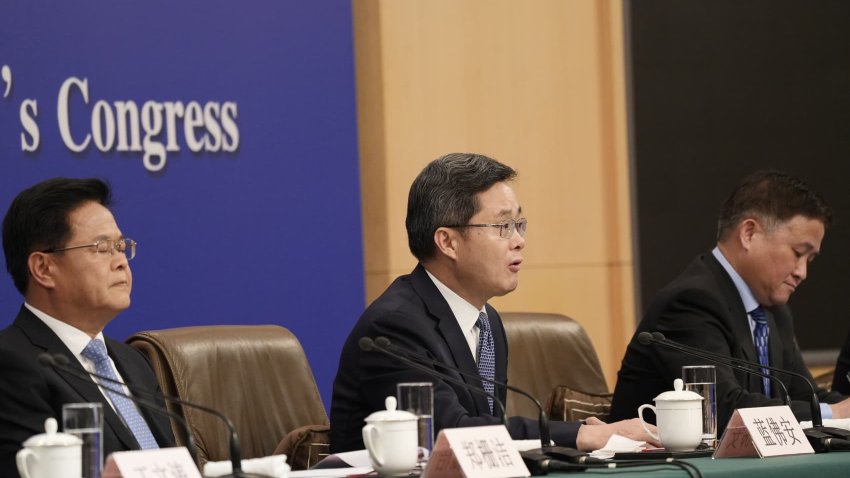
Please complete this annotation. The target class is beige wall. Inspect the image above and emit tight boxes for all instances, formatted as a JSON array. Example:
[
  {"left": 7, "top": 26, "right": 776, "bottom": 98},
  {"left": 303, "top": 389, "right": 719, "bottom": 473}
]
[{"left": 353, "top": 0, "right": 634, "bottom": 388}]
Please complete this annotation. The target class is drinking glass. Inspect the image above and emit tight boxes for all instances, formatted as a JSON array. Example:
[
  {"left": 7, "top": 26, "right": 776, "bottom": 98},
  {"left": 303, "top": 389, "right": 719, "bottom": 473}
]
[
  {"left": 682, "top": 365, "right": 717, "bottom": 447},
  {"left": 396, "top": 382, "right": 434, "bottom": 457},
  {"left": 63, "top": 402, "right": 103, "bottom": 478}
]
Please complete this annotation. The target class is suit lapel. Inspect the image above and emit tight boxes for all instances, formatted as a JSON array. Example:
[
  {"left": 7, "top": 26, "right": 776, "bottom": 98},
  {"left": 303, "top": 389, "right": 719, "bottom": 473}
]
[
  {"left": 411, "top": 265, "right": 493, "bottom": 416},
  {"left": 15, "top": 308, "right": 141, "bottom": 450}
]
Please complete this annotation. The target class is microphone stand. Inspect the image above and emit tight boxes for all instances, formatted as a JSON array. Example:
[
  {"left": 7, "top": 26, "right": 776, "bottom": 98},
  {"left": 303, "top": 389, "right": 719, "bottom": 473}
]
[
  {"left": 374, "top": 337, "right": 551, "bottom": 448},
  {"left": 367, "top": 337, "right": 605, "bottom": 469},
  {"left": 359, "top": 337, "right": 508, "bottom": 423},
  {"left": 38, "top": 354, "right": 200, "bottom": 465},
  {"left": 43, "top": 353, "right": 270, "bottom": 477},
  {"left": 641, "top": 332, "right": 850, "bottom": 451},
  {"left": 638, "top": 333, "right": 792, "bottom": 406}
]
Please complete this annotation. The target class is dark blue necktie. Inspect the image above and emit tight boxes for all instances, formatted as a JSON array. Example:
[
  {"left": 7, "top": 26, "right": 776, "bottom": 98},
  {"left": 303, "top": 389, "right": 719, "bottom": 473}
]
[
  {"left": 750, "top": 307, "right": 772, "bottom": 397},
  {"left": 81, "top": 339, "right": 159, "bottom": 449},
  {"left": 476, "top": 312, "right": 496, "bottom": 414}
]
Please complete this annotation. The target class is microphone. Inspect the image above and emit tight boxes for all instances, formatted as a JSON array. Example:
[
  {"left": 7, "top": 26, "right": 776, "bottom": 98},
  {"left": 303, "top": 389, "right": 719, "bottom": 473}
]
[
  {"left": 358, "top": 337, "right": 508, "bottom": 425},
  {"left": 372, "top": 335, "right": 551, "bottom": 448},
  {"left": 37, "top": 353, "right": 199, "bottom": 464},
  {"left": 639, "top": 332, "right": 850, "bottom": 447},
  {"left": 637, "top": 332, "right": 792, "bottom": 406},
  {"left": 366, "top": 337, "right": 605, "bottom": 467},
  {"left": 41, "top": 353, "right": 270, "bottom": 478}
]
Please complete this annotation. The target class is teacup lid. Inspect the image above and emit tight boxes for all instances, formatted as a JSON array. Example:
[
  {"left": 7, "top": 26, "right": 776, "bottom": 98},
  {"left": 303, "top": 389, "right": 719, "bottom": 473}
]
[
  {"left": 364, "top": 396, "right": 418, "bottom": 423},
  {"left": 22, "top": 418, "right": 83, "bottom": 447},
  {"left": 653, "top": 378, "right": 703, "bottom": 402}
]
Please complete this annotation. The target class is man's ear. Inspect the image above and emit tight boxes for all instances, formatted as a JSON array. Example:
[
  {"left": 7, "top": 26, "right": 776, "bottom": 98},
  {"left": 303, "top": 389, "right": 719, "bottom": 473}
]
[
  {"left": 27, "top": 252, "right": 56, "bottom": 289},
  {"left": 739, "top": 218, "right": 760, "bottom": 251},
  {"left": 433, "top": 227, "right": 460, "bottom": 261}
]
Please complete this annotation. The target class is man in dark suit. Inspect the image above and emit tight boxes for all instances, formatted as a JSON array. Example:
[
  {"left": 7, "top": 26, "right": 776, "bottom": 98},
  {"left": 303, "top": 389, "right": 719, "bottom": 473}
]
[
  {"left": 610, "top": 171, "right": 849, "bottom": 434},
  {"left": 330, "top": 153, "right": 657, "bottom": 453},
  {"left": 0, "top": 178, "right": 175, "bottom": 477}
]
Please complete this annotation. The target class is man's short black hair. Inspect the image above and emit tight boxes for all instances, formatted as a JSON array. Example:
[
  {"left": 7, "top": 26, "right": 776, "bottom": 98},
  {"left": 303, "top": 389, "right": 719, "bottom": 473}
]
[
  {"left": 717, "top": 170, "right": 832, "bottom": 240},
  {"left": 406, "top": 153, "right": 516, "bottom": 261},
  {"left": 2, "top": 177, "right": 112, "bottom": 295}
]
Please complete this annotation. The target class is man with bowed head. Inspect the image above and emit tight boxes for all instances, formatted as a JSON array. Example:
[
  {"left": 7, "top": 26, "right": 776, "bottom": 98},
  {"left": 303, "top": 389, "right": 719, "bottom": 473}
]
[
  {"left": 610, "top": 170, "right": 849, "bottom": 432},
  {"left": 331, "top": 153, "right": 658, "bottom": 452},
  {"left": 0, "top": 178, "right": 174, "bottom": 477}
]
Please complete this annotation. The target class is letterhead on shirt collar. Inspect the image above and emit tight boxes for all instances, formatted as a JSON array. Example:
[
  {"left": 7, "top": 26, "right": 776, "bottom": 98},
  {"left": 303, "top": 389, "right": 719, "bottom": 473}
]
[{"left": 712, "top": 246, "right": 760, "bottom": 313}]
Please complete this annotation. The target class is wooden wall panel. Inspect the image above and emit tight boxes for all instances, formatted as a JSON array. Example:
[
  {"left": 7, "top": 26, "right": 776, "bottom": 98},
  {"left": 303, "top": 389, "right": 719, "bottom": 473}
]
[{"left": 354, "top": 0, "right": 632, "bottom": 390}]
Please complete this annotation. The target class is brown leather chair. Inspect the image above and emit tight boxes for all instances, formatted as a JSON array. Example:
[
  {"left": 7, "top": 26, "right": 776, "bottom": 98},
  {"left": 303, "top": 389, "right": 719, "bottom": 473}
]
[
  {"left": 127, "top": 325, "right": 329, "bottom": 470},
  {"left": 501, "top": 312, "right": 611, "bottom": 421}
]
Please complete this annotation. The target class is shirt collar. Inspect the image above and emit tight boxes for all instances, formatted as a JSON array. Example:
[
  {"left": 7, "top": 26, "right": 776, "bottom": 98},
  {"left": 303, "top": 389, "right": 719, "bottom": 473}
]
[
  {"left": 424, "top": 268, "right": 486, "bottom": 333},
  {"left": 24, "top": 302, "right": 106, "bottom": 358},
  {"left": 711, "top": 246, "right": 760, "bottom": 313}
]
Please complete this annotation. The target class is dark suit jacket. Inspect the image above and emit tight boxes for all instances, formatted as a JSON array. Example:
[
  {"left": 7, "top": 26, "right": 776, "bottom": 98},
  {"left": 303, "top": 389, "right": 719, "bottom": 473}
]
[
  {"left": 0, "top": 306, "right": 175, "bottom": 478},
  {"left": 609, "top": 253, "right": 844, "bottom": 433},
  {"left": 832, "top": 328, "right": 850, "bottom": 395},
  {"left": 329, "top": 264, "right": 580, "bottom": 452}
]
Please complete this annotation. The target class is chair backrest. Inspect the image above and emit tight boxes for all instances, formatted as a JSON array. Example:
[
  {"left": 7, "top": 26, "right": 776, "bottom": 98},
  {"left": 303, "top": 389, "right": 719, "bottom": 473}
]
[
  {"left": 500, "top": 312, "right": 609, "bottom": 419},
  {"left": 127, "top": 325, "right": 329, "bottom": 467}
]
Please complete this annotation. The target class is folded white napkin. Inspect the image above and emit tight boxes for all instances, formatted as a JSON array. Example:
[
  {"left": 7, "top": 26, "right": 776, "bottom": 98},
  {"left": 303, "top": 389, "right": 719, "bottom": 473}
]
[
  {"left": 800, "top": 418, "right": 850, "bottom": 431},
  {"left": 589, "top": 434, "right": 647, "bottom": 459},
  {"left": 203, "top": 455, "right": 291, "bottom": 477}
]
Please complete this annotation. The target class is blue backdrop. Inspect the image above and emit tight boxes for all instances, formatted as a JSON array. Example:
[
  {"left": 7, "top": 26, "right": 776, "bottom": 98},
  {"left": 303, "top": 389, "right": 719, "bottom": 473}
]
[{"left": 0, "top": 1, "right": 363, "bottom": 411}]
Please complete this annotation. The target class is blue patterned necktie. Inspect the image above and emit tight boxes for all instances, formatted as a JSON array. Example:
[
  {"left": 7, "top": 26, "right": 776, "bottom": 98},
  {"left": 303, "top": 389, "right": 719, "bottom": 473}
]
[
  {"left": 476, "top": 311, "right": 496, "bottom": 415},
  {"left": 81, "top": 339, "right": 159, "bottom": 449},
  {"left": 750, "top": 307, "right": 772, "bottom": 397}
]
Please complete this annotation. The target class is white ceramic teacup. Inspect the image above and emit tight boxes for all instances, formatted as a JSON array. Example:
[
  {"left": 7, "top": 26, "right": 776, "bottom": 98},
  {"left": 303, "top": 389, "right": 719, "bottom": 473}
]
[
  {"left": 16, "top": 417, "right": 82, "bottom": 478},
  {"left": 362, "top": 396, "right": 419, "bottom": 476},
  {"left": 638, "top": 378, "right": 703, "bottom": 451}
]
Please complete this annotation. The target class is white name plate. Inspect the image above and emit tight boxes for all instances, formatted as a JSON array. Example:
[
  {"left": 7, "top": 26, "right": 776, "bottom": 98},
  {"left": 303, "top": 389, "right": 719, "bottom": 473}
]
[
  {"left": 714, "top": 406, "right": 814, "bottom": 458},
  {"left": 422, "top": 425, "right": 529, "bottom": 478},
  {"left": 102, "top": 447, "right": 202, "bottom": 478}
]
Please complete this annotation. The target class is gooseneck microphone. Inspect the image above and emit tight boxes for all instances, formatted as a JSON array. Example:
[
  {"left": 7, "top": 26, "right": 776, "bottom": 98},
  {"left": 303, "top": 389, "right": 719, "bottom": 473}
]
[
  {"left": 358, "top": 337, "right": 508, "bottom": 425},
  {"left": 639, "top": 332, "right": 850, "bottom": 451},
  {"left": 371, "top": 336, "right": 551, "bottom": 448},
  {"left": 364, "top": 337, "right": 606, "bottom": 469},
  {"left": 40, "top": 352, "right": 270, "bottom": 478},
  {"left": 637, "top": 332, "right": 792, "bottom": 406},
  {"left": 38, "top": 353, "right": 199, "bottom": 465}
]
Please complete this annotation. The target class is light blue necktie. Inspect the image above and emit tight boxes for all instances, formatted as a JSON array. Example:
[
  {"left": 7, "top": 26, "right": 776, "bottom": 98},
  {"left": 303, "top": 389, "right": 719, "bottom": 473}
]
[
  {"left": 476, "top": 312, "right": 496, "bottom": 415},
  {"left": 81, "top": 339, "right": 159, "bottom": 449},
  {"left": 750, "top": 307, "right": 772, "bottom": 397}
]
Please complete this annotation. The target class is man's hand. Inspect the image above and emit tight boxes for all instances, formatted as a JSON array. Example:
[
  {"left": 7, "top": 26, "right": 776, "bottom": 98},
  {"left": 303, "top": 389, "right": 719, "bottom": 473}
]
[{"left": 575, "top": 417, "right": 661, "bottom": 451}]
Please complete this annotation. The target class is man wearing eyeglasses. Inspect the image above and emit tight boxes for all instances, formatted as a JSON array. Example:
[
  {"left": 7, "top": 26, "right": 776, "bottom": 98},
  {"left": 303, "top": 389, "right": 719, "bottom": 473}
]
[
  {"left": 0, "top": 177, "right": 174, "bottom": 477},
  {"left": 330, "top": 153, "right": 657, "bottom": 453}
]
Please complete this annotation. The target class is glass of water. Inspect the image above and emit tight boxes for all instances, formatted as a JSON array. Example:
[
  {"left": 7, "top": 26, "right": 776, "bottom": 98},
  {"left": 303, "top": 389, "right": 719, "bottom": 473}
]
[
  {"left": 63, "top": 402, "right": 104, "bottom": 478},
  {"left": 396, "top": 382, "right": 434, "bottom": 459},
  {"left": 682, "top": 365, "right": 716, "bottom": 448}
]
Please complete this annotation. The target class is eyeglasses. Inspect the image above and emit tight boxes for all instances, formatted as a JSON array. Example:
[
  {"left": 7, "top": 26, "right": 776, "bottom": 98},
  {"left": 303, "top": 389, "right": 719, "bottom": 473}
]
[
  {"left": 41, "top": 238, "right": 137, "bottom": 261},
  {"left": 444, "top": 218, "right": 528, "bottom": 239}
]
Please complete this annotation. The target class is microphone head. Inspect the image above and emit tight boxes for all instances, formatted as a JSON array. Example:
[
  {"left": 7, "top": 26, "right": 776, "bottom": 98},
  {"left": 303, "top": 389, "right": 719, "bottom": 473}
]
[
  {"left": 358, "top": 337, "right": 374, "bottom": 351},
  {"left": 637, "top": 332, "right": 653, "bottom": 345},
  {"left": 651, "top": 332, "right": 666, "bottom": 341},
  {"left": 53, "top": 353, "right": 71, "bottom": 366},
  {"left": 374, "top": 337, "right": 391, "bottom": 348},
  {"left": 37, "top": 353, "right": 55, "bottom": 367}
]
